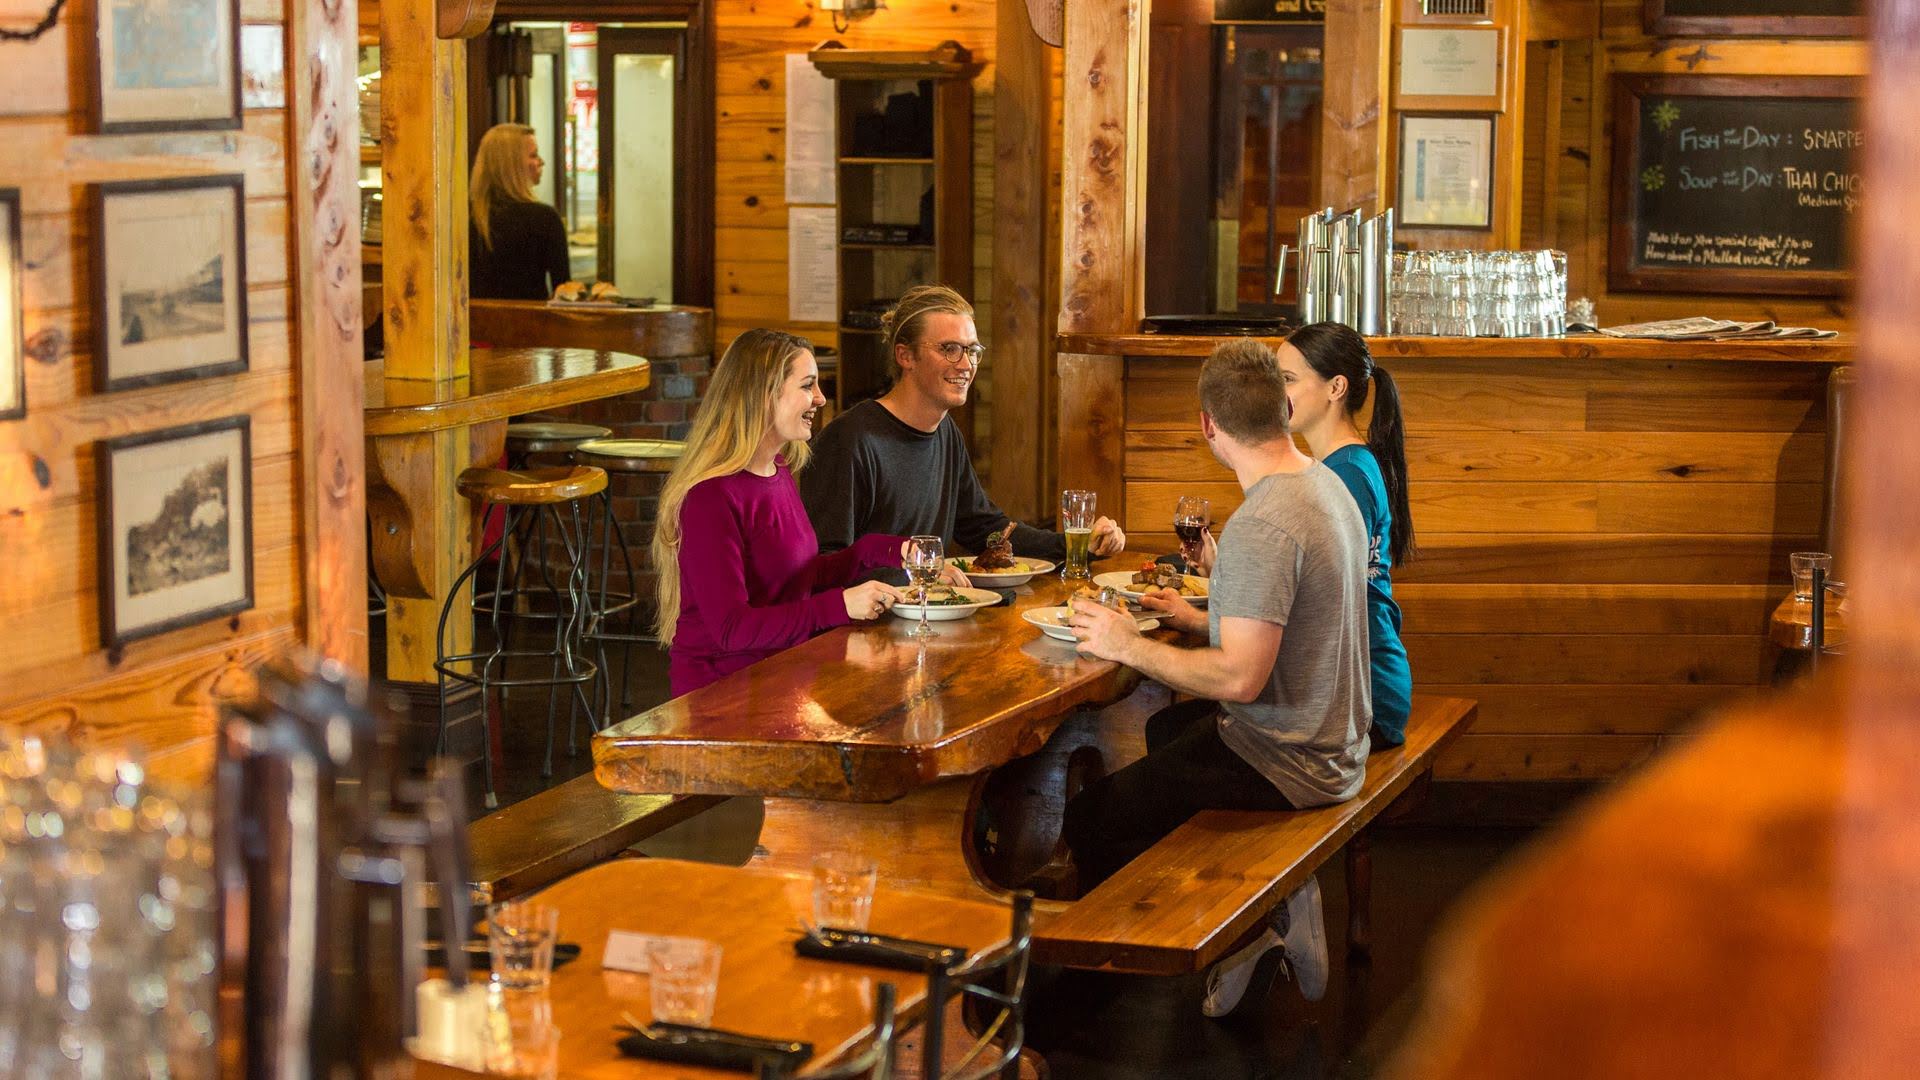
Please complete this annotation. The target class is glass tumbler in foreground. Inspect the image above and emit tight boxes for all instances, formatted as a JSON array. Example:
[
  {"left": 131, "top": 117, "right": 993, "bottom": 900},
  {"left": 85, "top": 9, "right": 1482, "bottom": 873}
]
[
  {"left": 646, "top": 937, "right": 723, "bottom": 1028},
  {"left": 1061, "top": 490, "right": 1097, "bottom": 580},
  {"left": 811, "top": 852, "right": 879, "bottom": 931},
  {"left": 487, "top": 901, "right": 560, "bottom": 990},
  {"left": 903, "top": 535, "right": 945, "bottom": 639}
]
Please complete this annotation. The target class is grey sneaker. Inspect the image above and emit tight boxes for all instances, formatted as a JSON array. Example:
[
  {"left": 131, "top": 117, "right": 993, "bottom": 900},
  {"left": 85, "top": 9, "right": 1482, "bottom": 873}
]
[
  {"left": 1280, "top": 877, "right": 1329, "bottom": 1002},
  {"left": 1200, "top": 927, "right": 1281, "bottom": 1017}
]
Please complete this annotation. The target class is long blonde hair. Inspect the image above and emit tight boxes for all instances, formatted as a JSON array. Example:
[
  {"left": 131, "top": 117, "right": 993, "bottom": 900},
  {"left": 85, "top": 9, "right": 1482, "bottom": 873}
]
[
  {"left": 653, "top": 329, "right": 818, "bottom": 645},
  {"left": 471, "top": 123, "right": 538, "bottom": 250}
]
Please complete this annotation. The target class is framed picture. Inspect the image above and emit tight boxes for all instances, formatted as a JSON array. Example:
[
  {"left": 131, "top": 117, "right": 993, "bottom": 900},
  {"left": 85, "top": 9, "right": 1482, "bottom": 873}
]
[
  {"left": 90, "top": 0, "right": 242, "bottom": 132},
  {"left": 1, "top": 189, "right": 21, "bottom": 422},
  {"left": 92, "top": 175, "right": 249, "bottom": 393},
  {"left": 1397, "top": 113, "right": 1496, "bottom": 229},
  {"left": 97, "top": 416, "right": 253, "bottom": 649},
  {"left": 1395, "top": 27, "right": 1504, "bottom": 113}
]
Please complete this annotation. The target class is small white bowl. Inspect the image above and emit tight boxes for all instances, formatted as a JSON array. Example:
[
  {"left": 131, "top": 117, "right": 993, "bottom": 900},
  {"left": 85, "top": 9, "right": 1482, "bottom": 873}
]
[
  {"left": 890, "top": 585, "right": 1003, "bottom": 621},
  {"left": 1021, "top": 606, "right": 1162, "bottom": 642},
  {"left": 951, "top": 557, "right": 1056, "bottom": 589}
]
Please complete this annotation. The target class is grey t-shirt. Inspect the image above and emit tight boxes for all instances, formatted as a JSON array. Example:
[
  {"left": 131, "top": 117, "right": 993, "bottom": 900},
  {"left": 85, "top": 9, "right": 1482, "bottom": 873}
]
[{"left": 1208, "top": 463, "right": 1373, "bottom": 807}]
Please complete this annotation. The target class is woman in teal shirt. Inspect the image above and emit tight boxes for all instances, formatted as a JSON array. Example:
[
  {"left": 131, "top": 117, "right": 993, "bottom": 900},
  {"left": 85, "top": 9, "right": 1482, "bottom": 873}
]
[{"left": 1275, "top": 323, "right": 1415, "bottom": 748}]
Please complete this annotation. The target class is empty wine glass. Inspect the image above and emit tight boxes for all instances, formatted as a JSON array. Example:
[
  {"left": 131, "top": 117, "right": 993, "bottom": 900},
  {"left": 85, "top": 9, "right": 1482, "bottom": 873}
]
[{"left": 903, "top": 535, "right": 945, "bottom": 639}]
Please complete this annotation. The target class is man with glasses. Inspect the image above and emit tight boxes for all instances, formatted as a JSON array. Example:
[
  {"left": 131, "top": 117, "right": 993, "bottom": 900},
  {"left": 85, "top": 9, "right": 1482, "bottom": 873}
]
[{"left": 801, "top": 284, "right": 1125, "bottom": 564}]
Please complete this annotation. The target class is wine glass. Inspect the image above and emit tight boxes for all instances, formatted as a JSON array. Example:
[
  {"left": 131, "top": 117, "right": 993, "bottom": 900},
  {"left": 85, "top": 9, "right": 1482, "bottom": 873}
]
[
  {"left": 1173, "top": 496, "right": 1210, "bottom": 570},
  {"left": 903, "top": 535, "right": 945, "bottom": 639}
]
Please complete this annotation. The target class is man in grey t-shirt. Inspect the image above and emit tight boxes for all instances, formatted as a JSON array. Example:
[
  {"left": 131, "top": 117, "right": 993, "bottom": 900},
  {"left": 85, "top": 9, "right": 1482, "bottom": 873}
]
[{"left": 1065, "top": 337, "right": 1372, "bottom": 1016}]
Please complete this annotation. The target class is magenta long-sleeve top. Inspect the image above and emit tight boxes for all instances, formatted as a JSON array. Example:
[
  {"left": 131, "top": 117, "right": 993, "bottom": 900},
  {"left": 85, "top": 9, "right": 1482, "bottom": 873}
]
[{"left": 669, "top": 462, "right": 903, "bottom": 696}]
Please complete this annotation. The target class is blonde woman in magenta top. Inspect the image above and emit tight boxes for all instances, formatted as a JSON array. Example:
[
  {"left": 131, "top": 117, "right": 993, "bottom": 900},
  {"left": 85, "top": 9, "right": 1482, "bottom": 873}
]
[
  {"left": 469, "top": 123, "right": 570, "bottom": 300},
  {"left": 653, "top": 329, "right": 952, "bottom": 696}
]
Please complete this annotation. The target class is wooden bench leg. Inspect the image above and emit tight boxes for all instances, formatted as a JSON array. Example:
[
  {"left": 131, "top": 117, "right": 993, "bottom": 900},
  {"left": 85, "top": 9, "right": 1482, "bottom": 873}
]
[{"left": 1346, "top": 828, "right": 1373, "bottom": 966}]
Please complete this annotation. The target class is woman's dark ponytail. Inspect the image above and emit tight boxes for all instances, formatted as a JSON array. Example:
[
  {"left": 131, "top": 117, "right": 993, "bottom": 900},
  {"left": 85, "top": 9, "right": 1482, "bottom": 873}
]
[
  {"left": 1366, "top": 365, "right": 1414, "bottom": 566},
  {"left": 1287, "top": 322, "right": 1416, "bottom": 566}
]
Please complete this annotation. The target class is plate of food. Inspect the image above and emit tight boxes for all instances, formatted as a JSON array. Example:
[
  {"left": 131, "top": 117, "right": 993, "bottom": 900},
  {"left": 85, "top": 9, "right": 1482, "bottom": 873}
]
[
  {"left": 1021, "top": 605, "right": 1162, "bottom": 643},
  {"left": 950, "top": 526, "right": 1055, "bottom": 587},
  {"left": 1093, "top": 564, "right": 1210, "bottom": 606},
  {"left": 890, "top": 585, "right": 1003, "bottom": 621}
]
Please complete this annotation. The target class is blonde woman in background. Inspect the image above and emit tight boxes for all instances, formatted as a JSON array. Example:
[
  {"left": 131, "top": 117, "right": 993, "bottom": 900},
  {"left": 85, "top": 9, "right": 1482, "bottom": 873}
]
[
  {"left": 469, "top": 123, "right": 570, "bottom": 300},
  {"left": 653, "top": 329, "right": 922, "bottom": 696}
]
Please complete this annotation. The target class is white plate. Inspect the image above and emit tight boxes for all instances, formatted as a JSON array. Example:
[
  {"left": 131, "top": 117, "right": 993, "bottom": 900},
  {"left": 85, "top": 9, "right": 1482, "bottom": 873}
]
[
  {"left": 1091, "top": 570, "right": 1210, "bottom": 607},
  {"left": 1021, "top": 606, "right": 1162, "bottom": 642},
  {"left": 950, "top": 557, "right": 1056, "bottom": 588},
  {"left": 890, "top": 585, "right": 1004, "bottom": 621}
]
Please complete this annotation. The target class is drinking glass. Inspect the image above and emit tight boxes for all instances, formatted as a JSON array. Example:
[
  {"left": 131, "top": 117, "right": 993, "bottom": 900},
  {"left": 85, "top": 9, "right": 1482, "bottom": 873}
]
[
  {"left": 903, "top": 535, "right": 945, "bottom": 639},
  {"left": 1790, "top": 551, "right": 1834, "bottom": 601},
  {"left": 487, "top": 901, "right": 560, "bottom": 991},
  {"left": 811, "top": 852, "right": 879, "bottom": 931},
  {"left": 646, "top": 937, "right": 722, "bottom": 1028},
  {"left": 1173, "top": 496, "right": 1210, "bottom": 569},
  {"left": 1060, "top": 490, "right": 1097, "bottom": 580}
]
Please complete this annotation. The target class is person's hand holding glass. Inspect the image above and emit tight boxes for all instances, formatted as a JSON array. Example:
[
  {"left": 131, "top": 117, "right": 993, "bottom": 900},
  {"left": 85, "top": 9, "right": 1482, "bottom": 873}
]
[{"left": 903, "top": 535, "right": 945, "bottom": 638}]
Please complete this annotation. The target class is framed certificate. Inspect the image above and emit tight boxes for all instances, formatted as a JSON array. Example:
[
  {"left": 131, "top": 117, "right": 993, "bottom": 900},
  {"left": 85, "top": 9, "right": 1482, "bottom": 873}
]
[
  {"left": 1397, "top": 114, "right": 1496, "bottom": 229},
  {"left": 1397, "top": 27, "right": 1503, "bottom": 111}
]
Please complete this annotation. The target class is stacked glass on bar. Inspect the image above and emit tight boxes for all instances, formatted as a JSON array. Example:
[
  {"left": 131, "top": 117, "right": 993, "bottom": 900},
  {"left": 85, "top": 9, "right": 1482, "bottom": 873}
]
[
  {"left": 0, "top": 735, "right": 218, "bottom": 1078},
  {"left": 1388, "top": 249, "right": 1569, "bottom": 337}
]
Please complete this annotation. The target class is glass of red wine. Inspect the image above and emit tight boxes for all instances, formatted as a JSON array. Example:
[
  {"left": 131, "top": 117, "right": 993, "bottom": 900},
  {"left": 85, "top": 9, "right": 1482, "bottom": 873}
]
[{"left": 1173, "top": 496, "right": 1210, "bottom": 569}]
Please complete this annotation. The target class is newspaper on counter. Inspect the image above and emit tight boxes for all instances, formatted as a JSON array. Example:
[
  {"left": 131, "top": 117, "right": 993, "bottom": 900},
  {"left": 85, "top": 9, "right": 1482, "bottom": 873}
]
[{"left": 1596, "top": 317, "right": 1837, "bottom": 340}]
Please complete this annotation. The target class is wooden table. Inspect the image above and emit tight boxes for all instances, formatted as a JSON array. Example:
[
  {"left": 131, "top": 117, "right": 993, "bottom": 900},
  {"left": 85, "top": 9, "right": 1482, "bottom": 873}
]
[
  {"left": 592, "top": 560, "right": 1166, "bottom": 802},
  {"left": 365, "top": 347, "right": 651, "bottom": 687},
  {"left": 428, "top": 858, "right": 1012, "bottom": 1079},
  {"left": 592, "top": 558, "right": 1183, "bottom": 901}
]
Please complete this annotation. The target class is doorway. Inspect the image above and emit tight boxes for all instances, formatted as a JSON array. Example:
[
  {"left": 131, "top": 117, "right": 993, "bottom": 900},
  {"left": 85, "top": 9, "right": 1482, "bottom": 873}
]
[{"left": 474, "top": 7, "right": 714, "bottom": 306}]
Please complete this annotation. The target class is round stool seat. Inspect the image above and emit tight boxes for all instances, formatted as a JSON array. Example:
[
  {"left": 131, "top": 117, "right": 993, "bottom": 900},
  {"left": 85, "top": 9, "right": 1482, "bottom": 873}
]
[
  {"left": 505, "top": 422, "right": 614, "bottom": 455},
  {"left": 573, "top": 438, "right": 687, "bottom": 473},
  {"left": 457, "top": 465, "right": 608, "bottom": 505}
]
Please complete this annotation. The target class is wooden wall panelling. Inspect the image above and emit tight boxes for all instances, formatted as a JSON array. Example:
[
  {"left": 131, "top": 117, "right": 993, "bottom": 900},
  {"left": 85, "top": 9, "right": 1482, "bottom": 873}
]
[
  {"left": 1119, "top": 348, "right": 1830, "bottom": 779},
  {"left": 0, "top": 0, "right": 362, "bottom": 774},
  {"left": 988, "top": 0, "right": 1053, "bottom": 521},
  {"left": 1322, "top": 0, "right": 1390, "bottom": 216}
]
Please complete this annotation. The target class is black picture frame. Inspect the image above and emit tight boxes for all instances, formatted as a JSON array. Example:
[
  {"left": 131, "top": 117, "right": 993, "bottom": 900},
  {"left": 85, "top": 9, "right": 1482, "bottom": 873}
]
[
  {"left": 96, "top": 415, "right": 255, "bottom": 649},
  {"left": 1396, "top": 112, "right": 1497, "bottom": 231},
  {"left": 1, "top": 189, "right": 21, "bottom": 422},
  {"left": 91, "top": 174, "right": 250, "bottom": 393},
  {"left": 89, "top": 0, "right": 244, "bottom": 133}
]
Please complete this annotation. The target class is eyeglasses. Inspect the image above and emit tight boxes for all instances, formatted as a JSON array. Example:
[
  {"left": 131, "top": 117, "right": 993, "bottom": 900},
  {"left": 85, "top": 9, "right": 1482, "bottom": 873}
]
[{"left": 918, "top": 340, "right": 986, "bottom": 366}]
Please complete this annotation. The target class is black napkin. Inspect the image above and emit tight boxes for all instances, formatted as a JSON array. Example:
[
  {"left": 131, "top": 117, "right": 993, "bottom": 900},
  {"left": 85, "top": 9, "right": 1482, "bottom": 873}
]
[
  {"left": 617, "top": 1023, "right": 811, "bottom": 1073},
  {"left": 794, "top": 926, "right": 966, "bottom": 973},
  {"left": 424, "top": 940, "right": 582, "bottom": 972}
]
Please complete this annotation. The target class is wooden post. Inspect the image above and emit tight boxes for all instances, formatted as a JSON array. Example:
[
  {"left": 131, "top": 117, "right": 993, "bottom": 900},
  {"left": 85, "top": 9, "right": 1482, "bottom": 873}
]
[
  {"left": 990, "top": 0, "right": 1054, "bottom": 522},
  {"left": 1057, "top": 0, "right": 1149, "bottom": 521},
  {"left": 1319, "top": 0, "right": 1388, "bottom": 216},
  {"left": 379, "top": 0, "right": 474, "bottom": 684},
  {"left": 291, "top": 0, "right": 371, "bottom": 676}
]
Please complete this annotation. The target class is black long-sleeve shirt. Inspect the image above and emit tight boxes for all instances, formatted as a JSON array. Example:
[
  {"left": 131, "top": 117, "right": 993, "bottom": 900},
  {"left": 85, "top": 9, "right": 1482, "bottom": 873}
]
[
  {"left": 470, "top": 201, "right": 571, "bottom": 301},
  {"left": 799, "top": 400, "right": 1066, "bottom": 561}
]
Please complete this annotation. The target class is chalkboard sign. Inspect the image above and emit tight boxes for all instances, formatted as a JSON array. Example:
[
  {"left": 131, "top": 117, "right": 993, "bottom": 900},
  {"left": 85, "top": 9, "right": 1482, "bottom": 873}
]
[
  {"left": 1644, "top": 0, "right": 1863, "bottom": 40},
  {"left": 1609, "top": 75, "right": 1862, "bottom": 297}
]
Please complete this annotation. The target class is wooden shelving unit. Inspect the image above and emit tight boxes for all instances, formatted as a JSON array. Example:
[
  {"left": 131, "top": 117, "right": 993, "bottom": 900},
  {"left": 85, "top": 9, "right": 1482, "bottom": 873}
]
[{"left": 808, "top": 41, "right": 977, "bottom": 431}]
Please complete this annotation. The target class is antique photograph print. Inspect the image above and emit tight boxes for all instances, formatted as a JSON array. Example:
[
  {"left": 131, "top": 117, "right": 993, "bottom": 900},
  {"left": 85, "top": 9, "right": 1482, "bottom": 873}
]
[
  {"left": 92, "top": 0, "right": 242, "bottom": 131},
  {"left": 98, "top": 416, "right": 253, "bottom": 648},
  {"left": 93, "top": 175, "right": 249, "bottom": 392},
  {"left": 1, "top": 189, "right": 21, "bottom": 421}
]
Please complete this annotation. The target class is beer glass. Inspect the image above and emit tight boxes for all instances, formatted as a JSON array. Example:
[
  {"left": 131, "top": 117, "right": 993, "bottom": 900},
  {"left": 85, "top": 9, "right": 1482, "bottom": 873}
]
[{"left": 1061, "top": 490, "right": 1096, "bottom": 580}]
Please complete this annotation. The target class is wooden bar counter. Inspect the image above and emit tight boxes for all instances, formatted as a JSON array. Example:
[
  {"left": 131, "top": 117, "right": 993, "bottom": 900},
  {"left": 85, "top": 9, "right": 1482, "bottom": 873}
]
[{"left": 1057, "top": 332, "right": 1851, "bottom": 782}]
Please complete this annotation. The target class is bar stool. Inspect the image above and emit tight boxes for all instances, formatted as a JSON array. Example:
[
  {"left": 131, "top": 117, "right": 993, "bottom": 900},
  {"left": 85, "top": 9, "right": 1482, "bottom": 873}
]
[
  {"left": 573, "top": 437, "right": 686, "bottom": 714},
  {"left": 503, "top": 421, "right": 613, "bottom": 467},
  {"left": 435, "top": 464, "right": 607, "bottom": 808}
]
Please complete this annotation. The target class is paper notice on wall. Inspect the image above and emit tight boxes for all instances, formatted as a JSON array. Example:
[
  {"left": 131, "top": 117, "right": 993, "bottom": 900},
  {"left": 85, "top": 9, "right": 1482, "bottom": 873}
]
[
  {"left": 785, "top": 53, "right": 836, "bottom": 205},
  {"left": 788, "top": 206, "right": 838, "bottom": 324}
]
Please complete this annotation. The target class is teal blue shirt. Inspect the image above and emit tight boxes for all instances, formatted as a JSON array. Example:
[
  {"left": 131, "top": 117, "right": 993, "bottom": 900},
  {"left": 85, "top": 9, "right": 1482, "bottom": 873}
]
[{"left": 1322, "top": 445, "right": 1412, "bottom": 746}]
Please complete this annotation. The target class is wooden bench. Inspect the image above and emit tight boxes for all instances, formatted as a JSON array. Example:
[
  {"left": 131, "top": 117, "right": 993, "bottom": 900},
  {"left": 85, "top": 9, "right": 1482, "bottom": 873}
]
[
  {"left": 467, "top": 773, "right": 724, "bottom": 901},
  {"left": 1032, "top": 694, "right": 1478, "bottom": 974}
]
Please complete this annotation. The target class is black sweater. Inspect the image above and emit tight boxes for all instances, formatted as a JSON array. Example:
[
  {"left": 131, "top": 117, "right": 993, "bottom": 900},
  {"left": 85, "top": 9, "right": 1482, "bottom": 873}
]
[
  {"left": 470, "top": 200, "right": 570, "bottom": 301},
  {"left": 799, "top": 400, "right": 1066, "bottom": 561}
]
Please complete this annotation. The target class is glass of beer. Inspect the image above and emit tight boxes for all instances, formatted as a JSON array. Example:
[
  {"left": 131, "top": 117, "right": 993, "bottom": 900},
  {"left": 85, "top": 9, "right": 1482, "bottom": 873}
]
[
  {"left": 1061, "top": 490, "right": 1096, "bottom": 580},
  {"left": 1174, "top": 495, "right": 1210, "bottom": 569}
]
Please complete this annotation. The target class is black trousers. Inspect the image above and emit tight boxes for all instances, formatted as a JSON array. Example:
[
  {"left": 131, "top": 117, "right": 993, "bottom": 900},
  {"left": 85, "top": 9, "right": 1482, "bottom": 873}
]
[{"left": 1062, "top": 698, "right": 1298, "bottom": 889}]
